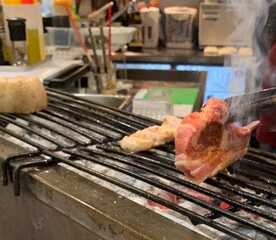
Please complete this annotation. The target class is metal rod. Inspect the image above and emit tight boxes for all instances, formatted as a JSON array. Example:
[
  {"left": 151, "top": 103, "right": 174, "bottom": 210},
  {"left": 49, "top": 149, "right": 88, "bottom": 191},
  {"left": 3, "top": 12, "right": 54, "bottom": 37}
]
[
  {"left": 46, "top": 87, "right": 160, "bottom": 125},
  {"left": 99, "top": 26, "right": 108, "bottom": 74},
  {"left": 0, "top": 114, "right": 63, "bottom": 149},
  {"left": 249, "top": 148, "right": 276, "bottom": 159},
  {"left": 47, "top": 91, "right": 152, "bottom": 129},
  {"left": 47, "top": 103, "right": 127, "bottom": 135},
  {"left": 34, "top": 112, "right": 101, "bottom": 144},
  {"left": 42, "top": 109, "right": 120, "bottom": 140},
  {"left": 9, "top": 114, "right": 85, "bottom": 146},
  {"left": 97, "top": 145, "right": 179, "bottom": 172},
  {"left": 217, "top": 173, "right": 276, "bottom": 198},
  {"left": 87, "top": 24, "right": 102, "bottom": 93},
  {"left": 48, "top": 97, "right": 138, "bottom": 133},
  {"left": 88, "top": 25, "right": 101, "bottom": 73},
  {"left": 206, "top": 178, "right": 276, "bottom": 209}
]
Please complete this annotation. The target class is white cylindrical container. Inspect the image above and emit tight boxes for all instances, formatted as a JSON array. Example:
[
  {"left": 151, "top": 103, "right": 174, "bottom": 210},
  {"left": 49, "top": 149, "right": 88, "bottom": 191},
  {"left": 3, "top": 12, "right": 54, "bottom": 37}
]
[{"left": 140, "top": 7, "right": 160, "bottom": 48}]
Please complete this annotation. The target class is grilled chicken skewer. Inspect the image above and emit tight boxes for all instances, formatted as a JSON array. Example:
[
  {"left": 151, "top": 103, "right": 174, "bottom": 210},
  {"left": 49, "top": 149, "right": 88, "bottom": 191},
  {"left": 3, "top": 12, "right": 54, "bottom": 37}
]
[{"left": 119, "top": 116, "right": 181, "bottom": 153}]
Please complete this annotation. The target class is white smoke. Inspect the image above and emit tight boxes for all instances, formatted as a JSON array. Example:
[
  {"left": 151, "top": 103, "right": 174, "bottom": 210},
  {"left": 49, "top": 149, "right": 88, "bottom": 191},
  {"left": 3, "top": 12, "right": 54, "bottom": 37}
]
[
  {"left": 222, "top": 0, "right": 276, "bottom": 124},
  {"left": 225, "top": 0, "right": 275, "bottom": 92}
]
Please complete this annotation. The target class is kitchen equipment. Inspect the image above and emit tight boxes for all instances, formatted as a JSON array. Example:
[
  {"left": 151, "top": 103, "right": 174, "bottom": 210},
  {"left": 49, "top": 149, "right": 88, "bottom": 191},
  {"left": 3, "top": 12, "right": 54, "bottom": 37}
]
[
  {"left": 6, "top": 17, "right": 26, "bottom": 66},
  {"left": 140, "top": 7, "right": 160, "bottom": 48},
  {"left": 87, "top": 24, "right": 103, "bottom": 91},
  {"left": 73, "top": 93, "right": 130, "bottom": 109},
  {"left": 43, "top": 63, "right": 90, "bottom": 89},
  {"left": 164, "top": 6, "right": 197, "bottom": 49},
  {"left": 3, "top": 2, "right": 46, "bottom": 65},
  {"left": 1, "top": 88, "right": 276, "bottom": 240},
  {"left": 199, "top": 2, "right": 252, "bottom": 48}
]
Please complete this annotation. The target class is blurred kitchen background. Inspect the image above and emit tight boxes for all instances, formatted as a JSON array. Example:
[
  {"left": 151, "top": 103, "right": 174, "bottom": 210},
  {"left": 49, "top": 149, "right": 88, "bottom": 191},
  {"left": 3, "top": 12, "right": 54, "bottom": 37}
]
[{"left": 0, "top": 0, "right": 259, "bottom": 120}]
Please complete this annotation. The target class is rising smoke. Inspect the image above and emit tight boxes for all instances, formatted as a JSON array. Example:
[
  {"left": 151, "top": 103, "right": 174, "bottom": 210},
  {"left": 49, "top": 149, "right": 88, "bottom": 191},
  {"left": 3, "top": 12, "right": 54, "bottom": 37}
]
[
  {"left": 225, "top": 0, "right": 275, "bottom": 90},
  {"left": 224, "top": 0, "right": 276, "bottom": 124}
]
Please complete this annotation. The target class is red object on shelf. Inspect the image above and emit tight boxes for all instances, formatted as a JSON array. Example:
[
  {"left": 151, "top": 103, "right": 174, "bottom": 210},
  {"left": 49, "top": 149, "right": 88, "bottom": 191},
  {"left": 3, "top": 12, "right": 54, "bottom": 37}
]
[
  {"left": 21, "top": 0, "right": 36, "bottom": 4},
  {"left": 108, "top": 6, "right": 112, "bottom": 62}
]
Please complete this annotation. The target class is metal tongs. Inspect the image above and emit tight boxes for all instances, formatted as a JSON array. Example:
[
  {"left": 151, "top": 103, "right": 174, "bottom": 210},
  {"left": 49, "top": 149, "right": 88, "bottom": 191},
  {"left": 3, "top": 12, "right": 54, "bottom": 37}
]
[{"left": 225, "top": 87, "right": 276, "bottom": 123}]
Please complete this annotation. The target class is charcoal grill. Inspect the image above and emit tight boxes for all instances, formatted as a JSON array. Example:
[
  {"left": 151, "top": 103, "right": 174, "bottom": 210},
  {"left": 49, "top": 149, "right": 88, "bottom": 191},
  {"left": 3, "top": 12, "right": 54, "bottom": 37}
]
[{"left": 0, "top": 88, "right": 276, "bottom": 240}]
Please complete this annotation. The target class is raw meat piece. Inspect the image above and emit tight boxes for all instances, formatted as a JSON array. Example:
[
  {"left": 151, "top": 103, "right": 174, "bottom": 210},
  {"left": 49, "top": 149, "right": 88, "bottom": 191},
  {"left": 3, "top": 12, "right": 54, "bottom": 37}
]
[
  {"left": 119, "top": 116, "right": 181, "bottom": 153},
  {"left": 175, "top": 98, "right": 259, "bottom": 183}
]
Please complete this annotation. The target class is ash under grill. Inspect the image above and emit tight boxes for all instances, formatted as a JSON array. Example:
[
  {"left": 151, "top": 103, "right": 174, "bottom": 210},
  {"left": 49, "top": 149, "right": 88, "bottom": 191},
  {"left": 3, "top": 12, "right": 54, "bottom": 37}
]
[{"left": 0, "top": 88, "right": 276, "bottom": 240}]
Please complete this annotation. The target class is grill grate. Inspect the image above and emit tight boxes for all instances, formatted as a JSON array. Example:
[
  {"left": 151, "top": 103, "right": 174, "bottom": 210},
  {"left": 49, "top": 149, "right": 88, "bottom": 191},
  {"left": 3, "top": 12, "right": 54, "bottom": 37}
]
[{"left": 1, "top": 89, "right": 276, "bottom": 240}]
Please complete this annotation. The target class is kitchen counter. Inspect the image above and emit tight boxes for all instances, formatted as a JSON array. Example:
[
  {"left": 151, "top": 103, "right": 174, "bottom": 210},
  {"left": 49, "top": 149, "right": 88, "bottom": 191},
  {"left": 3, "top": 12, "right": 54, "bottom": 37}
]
[{"left": 113, "top": 49, "right": 225, "bottom": 66}]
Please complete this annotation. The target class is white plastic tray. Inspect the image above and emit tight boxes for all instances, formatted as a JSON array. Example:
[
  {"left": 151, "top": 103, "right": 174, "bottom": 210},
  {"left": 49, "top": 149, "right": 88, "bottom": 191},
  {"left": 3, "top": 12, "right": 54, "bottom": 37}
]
[{"left": 47, "top": 26, "right": 137, "bottom": 52}]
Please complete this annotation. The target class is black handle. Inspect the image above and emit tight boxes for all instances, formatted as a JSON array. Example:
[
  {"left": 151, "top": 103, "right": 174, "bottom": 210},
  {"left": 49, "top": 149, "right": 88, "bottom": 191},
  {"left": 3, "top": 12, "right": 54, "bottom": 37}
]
[
  {"left": 7, "top": 17, "right": 26, "bottom": 41},
  {"left": 44, "top": 64, "right": 90, "bottom": 88}
]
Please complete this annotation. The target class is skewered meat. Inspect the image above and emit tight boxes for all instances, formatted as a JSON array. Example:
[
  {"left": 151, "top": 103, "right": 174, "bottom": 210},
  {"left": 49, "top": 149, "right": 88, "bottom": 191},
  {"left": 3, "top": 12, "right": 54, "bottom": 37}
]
[
  {"left": 119, "top": 116, "right": 181, "bottom": 153},
  {"left": 175, "top": 98, "right": 259, "bottom": 183},
  {"left": 0, "top": 76, "right": 48, "bottom": 114}
]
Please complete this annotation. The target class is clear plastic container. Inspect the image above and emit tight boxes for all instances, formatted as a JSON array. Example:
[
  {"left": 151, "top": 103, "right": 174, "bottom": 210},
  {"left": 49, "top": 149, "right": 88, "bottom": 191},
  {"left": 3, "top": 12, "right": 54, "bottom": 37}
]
[
  {"left": 46, "top": 26, "right": 137, "bottom": 51},
  {"left": 164, "top": 7, "right": 197, "bottom": 49},
  {"left": 46, "top": 27, "right": 75, "bottom": 48}
]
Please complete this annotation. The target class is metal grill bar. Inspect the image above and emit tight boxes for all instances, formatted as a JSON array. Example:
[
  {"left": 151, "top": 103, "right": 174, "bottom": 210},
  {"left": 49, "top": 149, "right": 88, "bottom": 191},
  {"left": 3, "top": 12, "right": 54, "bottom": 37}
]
[
  {"left": 249, "top": 148, "right": 276, "bottom": 159},
  {"left": 48, "top": 103, "right": 127, "bottom": 135},
  {"left": 33, "top": 112, "right": 103, "bottom": 144},
  {"left": 245, "top": 152, "right": 276, "bottom": 168},
  {"left": 63, "top": 148, "right": 276, "bottom": 239},
  {"left": 32, "top": 150, "right": 255, "bottom": 240},
  {"left": 12, "top": 114, "right": 85, "bottom": 146},
  {"left": 42, "top": 109, "right": 120, "bottom": 140},
  {"left": 111, "top": 142, "right": 176, "bottom": 161},
  {"left": 206, "top": 178, "right": 276, "bottom": 209},
  {"left": 242, "top": 157, "right": 276, "bottom": 175},
  {"left": 0, "top": 124, "right": 51, "bottom": 151},
  {"left": 81, "top": 147, "right": 276, "bottom": 222},
  {"left": 48, "top": 97, "right": 139, "bottom": 133},
  {"left": 99, "top": 145, "right": 276, "bottom": 210},
  {"left": 46, "top": 87, "right": 159, "bottom": 125},
  {"left": 98, "top": 145, "right": 178, "bottom": 172},
  {"left": 2, "top": 143, "right": 251, "bottom": 239},
  {"left": 234, "top": 169, "right": 276, "bottom": 187},
  {"left": 48, "top": 94, "right": 147, "bottom": 131},
  {"left": 0, "top": 114, "right": 65, "bottom": 149},
  {"left": 217, "top": 173, "right": 276, "bottom": 198}
]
